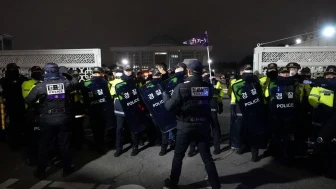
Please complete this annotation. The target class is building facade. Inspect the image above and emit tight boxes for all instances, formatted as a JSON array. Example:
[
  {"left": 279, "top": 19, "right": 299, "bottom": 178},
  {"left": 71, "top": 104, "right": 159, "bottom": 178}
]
[{"left": 110, "top": 35, "right": 212, "bottom": 70}]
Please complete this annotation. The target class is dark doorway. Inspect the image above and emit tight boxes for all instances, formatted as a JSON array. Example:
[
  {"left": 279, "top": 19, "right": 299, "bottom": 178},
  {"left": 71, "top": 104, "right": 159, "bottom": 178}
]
[{"left": 155, "top": 54, "right": 167, "bottom": 65}]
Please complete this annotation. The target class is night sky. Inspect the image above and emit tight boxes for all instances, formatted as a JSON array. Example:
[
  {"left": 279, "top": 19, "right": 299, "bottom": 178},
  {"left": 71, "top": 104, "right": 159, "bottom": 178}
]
[{"left": 1, "top": 0, "right": 336, "bottom": 65}]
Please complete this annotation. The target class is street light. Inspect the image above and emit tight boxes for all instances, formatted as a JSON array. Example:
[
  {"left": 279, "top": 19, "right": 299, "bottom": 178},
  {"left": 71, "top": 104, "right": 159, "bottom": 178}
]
[
  {"left": 208, "top": 59, "right": 212, "bottom": 64},
  {"left": 212, "top": 69, "right": 215, "bottom": 75},
  {"left": 322, "top": 26, "right": 336, "bottom": 37},
  {"left": 296, "top": 39, "right": 302, "bottom": 44},
  {"left": 122, "top": 59, "right": 129, "bottom": 65}
]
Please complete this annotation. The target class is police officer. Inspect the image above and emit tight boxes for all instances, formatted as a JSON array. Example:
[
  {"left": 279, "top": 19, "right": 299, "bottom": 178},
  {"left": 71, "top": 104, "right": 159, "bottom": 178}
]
[
  {"left": 203, "top": 71, "right": 225, "bottom": 155},
  {"left": 232, "top": 64, "right": 267, "bottom": 162},
  {"left": 163, "top": 60, "right": 220, "bottom": 189},
  {"left": 259, "top": 63, "right": 278, "bottom": 93},
  {"left": 263, "top": 66, "right": 298, "bottom": 163},
  {"left": 22, "top": 66, "right": 42, "bottom": 165},
  {"left": 69, "top": 69, "right": 86, "bottom": 149},
  {"left": 308, "top": 66, "right": 336, "bottom": 178},
  {"left": 25, "top": 63, "right": 76, "bottom": 179},
  {"left": 0, "top": 63, "right": 28, "bottom": 150},
  {"left": 111, "top": 65, "right": 141, "bottom": 157},
  {"left": 156, "top": 63, "right": 169, "bottom": 81},
  {"left": 81, "top": 67, "right": 113, "bottom": 154}
]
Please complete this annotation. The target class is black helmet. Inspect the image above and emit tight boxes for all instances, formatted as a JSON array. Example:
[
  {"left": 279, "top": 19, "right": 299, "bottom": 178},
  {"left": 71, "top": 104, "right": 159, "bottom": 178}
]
[{"left": 44, "top": 63, "right": 59, "bottom": 73}]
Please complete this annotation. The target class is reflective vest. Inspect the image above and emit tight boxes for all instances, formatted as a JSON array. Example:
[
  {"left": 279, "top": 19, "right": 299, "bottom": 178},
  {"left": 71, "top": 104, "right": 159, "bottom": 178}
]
[
  {"left": 22, "top": 79, "right": 40, "bottom": 109},
  {"left": 309, "top": 87, "right": 334, "bottom": 108},
  {"left": 213, "top": 80, "right": 225, "bottom": 103}
]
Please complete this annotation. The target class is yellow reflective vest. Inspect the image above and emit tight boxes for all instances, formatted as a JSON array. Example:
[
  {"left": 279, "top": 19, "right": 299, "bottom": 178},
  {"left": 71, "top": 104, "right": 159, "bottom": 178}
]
[
  {"left": 309, "top": 86, "right": 334, "bottom": 108},
  {"left": 22, "top": 79, "right": 40, "bottom": 109},
  {"left": 213, "top": 81, "right": 225, "bottom": 103}
]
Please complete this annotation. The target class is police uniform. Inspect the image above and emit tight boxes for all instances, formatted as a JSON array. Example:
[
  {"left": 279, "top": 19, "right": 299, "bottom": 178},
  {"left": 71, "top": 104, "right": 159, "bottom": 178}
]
[
  {"left": 25, "top": 63, "right": 76, "bottom": 179},
  {"left": 231, "top": 64, "right": 267, "bottom": 162},
  {"left": 203, "top": 71, "right": 225, "bottom": 154},
  {"left": 0, "top": 63, "right": 28, "bottom": 150},
  {"left": 68, "top": 70, "right": 86, "bottom": 149},
  {"left": 22, "top": 66, "right": 42, "bottom": 165},
  {"left": 308, "top": 66, "right": 336, "bottom": 178},
  {"left": 110, "top": 65, "right": 141, "bottom": 157},
  {"left": 163, "top": 60, "right": 220, "bottom": 189},
  {"left": 264, "top": 67, "right": 298, "bottom": 161},
  {"left": 81, "top": 67, "right": 113, "bottom": 154},
  {"left": 260, "top": 63, "right": 278, "bottom": 94}
]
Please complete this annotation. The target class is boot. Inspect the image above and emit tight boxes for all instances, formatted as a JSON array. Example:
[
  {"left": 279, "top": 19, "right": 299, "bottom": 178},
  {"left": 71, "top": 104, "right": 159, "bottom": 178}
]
[
  {"left": 131, "top": 147, "right": 139, "bottom": 156},
  {"left": 213, "top": 147, "right": 221, "bottom": 155},
  {"left": 188, "top": 148, "right": 197, "bottom": 157},
  {"left": 159, "top": 146, "right": 168, "bottom": 156},
  {"left": 251, "top": 148, "right": 259, "bottom": 162},
  {"left": 114, "top": 148, "right": 122, "bottom": 157},
  {"left": 164, "top": 178, "right": 178, "bottom": 189}
]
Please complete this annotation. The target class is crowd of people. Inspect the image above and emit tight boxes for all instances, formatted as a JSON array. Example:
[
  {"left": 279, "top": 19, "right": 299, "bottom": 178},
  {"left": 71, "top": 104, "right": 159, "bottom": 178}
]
[{"left": 1, "top": 60, "right": 335, "bottom": 188}]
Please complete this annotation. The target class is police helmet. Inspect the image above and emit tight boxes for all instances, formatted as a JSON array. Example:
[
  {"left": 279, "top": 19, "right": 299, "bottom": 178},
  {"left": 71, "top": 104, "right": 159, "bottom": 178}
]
[
  {"left": 286, "top": 62, "right": 301, "bottom": 69},
  {"left": 279, "top": 67, "right": 289, "bottom": 73},
  {"left": 325, "top": 65, "right": 336, "bottom": 75},
  {"left": 92, "top": 67, "right": 104, "bottom": 74},
  {"left": 31, "top": 66, "right": 42, "bottom": 72},
  {"left": 113, "top": 66, "right": 123, "bottom": 73},
  {"left": 44, "top": 63, "right": 59, "bottom": 73},
  {"left": 267, "top": 63, "right": 278, "bottom": 72},
  {"left": 301, "top": 67, "right": 311, "bottom": 74}
]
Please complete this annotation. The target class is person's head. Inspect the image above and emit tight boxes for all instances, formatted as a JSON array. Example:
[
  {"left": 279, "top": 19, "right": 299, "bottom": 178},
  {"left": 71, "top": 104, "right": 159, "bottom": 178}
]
[
  {"left": 106, "top": 71, "right": 114, "bottom": 81},
  {"left": 239, "top": 64, "right": 253, "bottom": 75},
  {"left": 266, "top": 63, "right": 278, "bottom": 79},
  {"left": 6, "top": 63, "right": 20, "bottom": 78},
  {"left": 152, "top": 69, "right": 161, "bottom": 79},
  {"left": 71, "top": 69, "right": 80, "bottom": 81},
  {"left": 123, "top": 65, "right": 133, "bottom": 76},
  {"left": 44, "top": 63, "right": 59, "bottom": 74},
  {"left": 92, "top": 67, "right": 104, "bottom": 77},
  {"left": 156, "top": 63, "right": 167, "bottom": 74},
  {"left": 286, "top": 62, "right": 301, "bottom": 77},
  {"left": 324, "top": 65, "right": 336, "bottom": 79},
  {"left": 175, "top": 62, "right": 187, "bottom": 73},
  {"left": 300, "top": 67, "right": 311, "bottom": 79},
  {"left": 278, "top": 67, "right": 290, "bottom": 77},
  {"left": 136, "top": 72, "right": 142, "bottom": 78},
  {"left": 186, "top": 60, "right": 203, "bottom": 77},
  {"left": 31, "top": 66, "right": 42, "bottom": 80}
]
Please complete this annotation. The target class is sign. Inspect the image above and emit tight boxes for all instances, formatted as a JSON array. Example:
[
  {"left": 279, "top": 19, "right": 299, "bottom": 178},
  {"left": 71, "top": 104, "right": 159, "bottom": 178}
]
[
  {"left": 159, "top": 73, "right": 185, "bottom": 94},
  {"left": 115, "top": 80, "right": 146, "bottom": 134},
  {"left": 139, "top": 79, "right": 178, "bottom": 133},
  {"left": 46, "top": 83, "right": 65, "bottom": 99}
]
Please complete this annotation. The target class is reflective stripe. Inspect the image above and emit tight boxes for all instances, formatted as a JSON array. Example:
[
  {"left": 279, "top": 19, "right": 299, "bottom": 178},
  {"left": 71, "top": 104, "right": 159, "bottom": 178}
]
[
  {"left": 320, "top": 90, "right": 333, "bottom": 94},
  {"left": 230, "top": 103, "right": 236, "bottom": 105},
  {"left": 211, "top": 109, "right": 217, "bottom": 112},
  {"left": 114, "top": 110, "right": 124, "bottom": 115},
  {"left": 309, "top": 94, "right": 320, "bottom": 98},
  {"left": 237, "top": 113, "right": 243, "bottom": 116}
]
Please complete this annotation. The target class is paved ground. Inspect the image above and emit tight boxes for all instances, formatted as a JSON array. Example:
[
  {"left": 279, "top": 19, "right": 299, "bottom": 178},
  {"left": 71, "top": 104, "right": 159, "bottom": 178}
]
[{"left": 1, "top": 99, "right": 336, "bottom": 189}]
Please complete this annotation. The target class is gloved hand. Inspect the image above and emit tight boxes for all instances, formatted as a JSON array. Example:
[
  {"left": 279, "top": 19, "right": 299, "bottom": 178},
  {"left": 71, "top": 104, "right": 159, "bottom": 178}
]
[
  {"left": 162, "top": 91, "right": 170, "bottom": 102},
  {"left": 218, "top": 103, "right": 223, "bottom": 114}
]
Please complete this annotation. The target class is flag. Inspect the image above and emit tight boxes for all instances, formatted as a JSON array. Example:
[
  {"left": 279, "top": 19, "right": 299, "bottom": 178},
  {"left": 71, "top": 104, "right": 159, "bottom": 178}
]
[{"left": 183, "top": 32, "right": 209, "bottom": 47}]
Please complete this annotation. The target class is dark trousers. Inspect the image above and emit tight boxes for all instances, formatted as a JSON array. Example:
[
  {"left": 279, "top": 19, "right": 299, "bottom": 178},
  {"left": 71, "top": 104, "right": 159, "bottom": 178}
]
[
  {"left": 152, "top": 118, "right": 169, "bottom": 147},
  {"left": 116, "top": 116, "right": 139, "bottom": 150},
  {"left": 211, "top": 111, "right": 221, "bottom": 150},
  {"left": 89, "top": 115, "right": 105, "bottom": 146},
  {"left": 38, "top": 124, "right": 71, "bottom": 171},
  {"left": 72, "top": 117, "right": 84, "bottom": 148},
  {"left": 8, "top": 113, "right": 25, "bottom": 149},
  {"left": 170, "top": 126, "right": 220, "bottom": 189}
]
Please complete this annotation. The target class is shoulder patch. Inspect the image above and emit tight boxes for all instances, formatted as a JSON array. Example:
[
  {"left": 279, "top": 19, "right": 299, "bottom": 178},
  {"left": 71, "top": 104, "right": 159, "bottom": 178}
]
[
  {"left": 191, "top": 87, "right": 209, "bottom": 96},
  {"left": 184, "top": 81, "right": 190, "bottom": 83}
]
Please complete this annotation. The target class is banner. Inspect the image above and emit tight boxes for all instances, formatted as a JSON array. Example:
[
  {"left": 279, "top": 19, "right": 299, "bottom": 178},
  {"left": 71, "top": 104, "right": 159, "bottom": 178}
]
[{"left": 183, "top": 32, "right": 209, "bottom": 47}]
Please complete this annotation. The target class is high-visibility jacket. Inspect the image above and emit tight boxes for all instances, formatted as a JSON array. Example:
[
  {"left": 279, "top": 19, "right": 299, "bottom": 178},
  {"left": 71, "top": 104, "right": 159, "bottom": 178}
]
[
  {"left": 309, "top": 87, "right": 334, "bottom": 108},
  {"left": 214, "top": 81, "right": 225, "bottom": 103},
  {"left": 228, "top": 79, "right": 236, "bottom": 99},
  {"left": 22, "top": 79, "right": 40, "bottom": 109},
  {"left": 259, "top": 76, "right": 269, "bottom": 94}
]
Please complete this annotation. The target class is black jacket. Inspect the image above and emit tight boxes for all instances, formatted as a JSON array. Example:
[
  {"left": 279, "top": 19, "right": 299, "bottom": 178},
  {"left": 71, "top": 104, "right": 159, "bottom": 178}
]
[
  {"left": 25, "top": 76, "right": 77, "bottom": 126},
  {"left": 163, "top": 75, "right": 214, "bottom": 132}
]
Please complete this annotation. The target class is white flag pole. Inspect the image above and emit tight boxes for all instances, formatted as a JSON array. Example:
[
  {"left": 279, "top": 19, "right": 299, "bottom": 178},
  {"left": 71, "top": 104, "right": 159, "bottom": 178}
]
[{"left": 206, "top": 31, "right": 212, "bottom": 78}]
